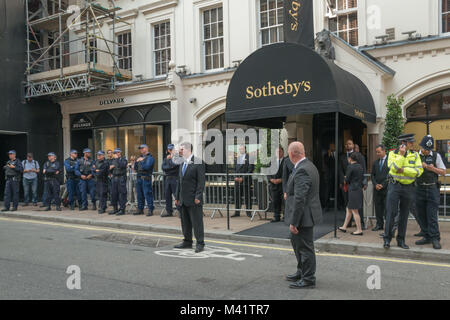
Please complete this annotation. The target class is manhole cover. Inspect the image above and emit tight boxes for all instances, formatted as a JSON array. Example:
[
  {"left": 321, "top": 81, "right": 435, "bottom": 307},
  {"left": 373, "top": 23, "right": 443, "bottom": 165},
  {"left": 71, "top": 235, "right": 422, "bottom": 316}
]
[{"left": 86, "top": 233, "right": 176, "bottom": 248}]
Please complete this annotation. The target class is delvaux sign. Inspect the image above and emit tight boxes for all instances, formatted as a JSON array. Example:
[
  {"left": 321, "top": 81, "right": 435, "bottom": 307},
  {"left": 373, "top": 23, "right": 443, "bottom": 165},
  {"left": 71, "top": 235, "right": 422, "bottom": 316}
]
[
  {"left": 283, "top": 0, "right": 314, "bottom": 49},
  {"left": 72, "top": 116, "right": 92, "bottom": 129},
  {"left": 99, "top": 97, "right": 125, "bottom": 106}
]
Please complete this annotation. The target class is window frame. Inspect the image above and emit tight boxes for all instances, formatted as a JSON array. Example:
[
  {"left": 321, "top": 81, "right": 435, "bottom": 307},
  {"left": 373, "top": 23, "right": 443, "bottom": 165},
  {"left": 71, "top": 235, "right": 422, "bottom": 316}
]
[
  {"left": 258, "top": 0, "right": 284, "bottom": 47},
  {"left": 440, "top": 0, "right": 450, "bottom": 35},
  {"left": 153, "top": 20, "right": 172, "bottom": 78},
  {"left": 327, "top": 0, "right": 358, "bottom": 46},
  {"left": 202, "top": 5, "right": 225, "bottom": 72},
  {"left": 116, "top": 30, "right": 133, "bottom": 72}
]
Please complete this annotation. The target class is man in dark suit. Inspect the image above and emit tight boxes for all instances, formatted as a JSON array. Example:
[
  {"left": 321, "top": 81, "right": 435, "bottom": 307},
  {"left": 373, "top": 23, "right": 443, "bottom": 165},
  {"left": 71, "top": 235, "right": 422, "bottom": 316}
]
[
  {"left": 371, "top": 144, "right": 389, "bottom": 231},
  {"left": 285, "top": 142, "right": 322, "bottom": 289},
  {"left": 232, "top": 145, "right": 255, "bottom": 218},
  {"left": 323, "top": 143, "right": 336, "bottom": 209},
  {"left": 269, "top": 147, "right": 285, "bottom": 222},
  {"left": 174, "top": 142, "right": 206, "bottom": 253},
  {"left": 339, "top": 139, "right": 367, "bottom": 227}
]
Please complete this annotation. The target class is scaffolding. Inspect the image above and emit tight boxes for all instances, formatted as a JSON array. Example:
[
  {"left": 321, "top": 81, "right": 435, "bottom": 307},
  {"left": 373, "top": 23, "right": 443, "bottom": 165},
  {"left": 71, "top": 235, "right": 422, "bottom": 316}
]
[{"left": 25, "top": 0, "right": 133, "bottom": 99}]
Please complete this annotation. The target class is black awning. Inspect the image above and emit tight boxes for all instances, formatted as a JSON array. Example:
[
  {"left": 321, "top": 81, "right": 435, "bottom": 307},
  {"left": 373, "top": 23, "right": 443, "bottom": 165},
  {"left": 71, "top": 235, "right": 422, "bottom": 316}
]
[{"left": 225, "top": 42, "right": 376, "bottom": 127}]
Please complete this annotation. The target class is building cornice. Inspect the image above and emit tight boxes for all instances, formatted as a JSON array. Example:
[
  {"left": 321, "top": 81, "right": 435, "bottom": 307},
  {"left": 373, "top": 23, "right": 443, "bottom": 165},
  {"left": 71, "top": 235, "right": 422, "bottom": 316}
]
[{"left": 138, "top": 0, "right": 179, "bottom": 15}]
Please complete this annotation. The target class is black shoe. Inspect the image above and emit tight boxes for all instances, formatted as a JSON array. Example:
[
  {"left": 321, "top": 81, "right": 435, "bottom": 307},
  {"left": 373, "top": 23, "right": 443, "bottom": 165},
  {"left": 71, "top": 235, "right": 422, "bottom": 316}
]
[
  {"left": 11, "top": 207, "right": 17, "bottom": 212},
  {"left": 379, "top": 232, "right": 385, "bottom": 238},
  {"left": 231, "top": 213, "right": 240, "bottom": 218},
  {"left": 70, "top": 205, "right": 75, "bottom": 210},
  {"left": 161, "top": 212, "right": 173, "bottom": 217},
  {"left": 372, "top": 226, "right": 383, "bottom": 231},
  {"left": 432, "top": 240, "right": 442, "bottom": 250},
  {"left": 383, "top": 239, "right": 390, "bottom": 248},
  {"left": 80, "top": 207, "right": 88, "bottom": 211},
  {"left": 56, "top": 206, "right": 62, "bottom": 211},
  {"left": 289, "top": 280, "right": 315, "bottom": 289},
  {"left": 44, "top": 207, "right": 51, "bottom": 211},
  {"left": 133, "top": 209, "right": 144, "bottom": 216},
  {"left": 116, "top": 209, "right": 125, "bottom": 216},
  {"left": 286, "top": 271, "right": 302, "bottom": 282},
  {"left": 109, "top": 208, "right": 118, "bottom": 215},
  {"left": 174, "top": 242, "right": 193, "bottom": 249},
  {"left": 415, "top": 238, "right": 431, "bottom": 245},
  {"left": 246, "top": 212, "right": 252, "bottom": 218},
  {"left": 98, "top": 209, "right": 105, "bottom": 214},
  {"left": 146, "top": 210, "right": 154, "bottom": 217},
  {"left": 414, "top": 231, "right": 425, "bottom": 237},
  {"left": 271, "top": 218, "right": 281, "bottom": 223},
  {"left": 1, "top": 208, "right": 9, "bottom": 212},
  {"left": 195, "top": 244, "right": 205, "bottom": 253},
  {"left": 397, "top": 240, "right": 409, "bottom": 249}
]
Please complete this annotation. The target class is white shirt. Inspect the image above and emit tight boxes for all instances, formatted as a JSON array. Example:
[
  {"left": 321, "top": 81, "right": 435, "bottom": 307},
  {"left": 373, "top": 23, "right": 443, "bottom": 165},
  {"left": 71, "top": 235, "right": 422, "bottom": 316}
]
[
  {"left": 238, "top": 153, "right": 246, "bottom": 165},
  {"left": 419, "top": 151, "right": 446, "bottom": 170},
  {"left": 294, "top": 157, "right": 307, "bottom": 169}
]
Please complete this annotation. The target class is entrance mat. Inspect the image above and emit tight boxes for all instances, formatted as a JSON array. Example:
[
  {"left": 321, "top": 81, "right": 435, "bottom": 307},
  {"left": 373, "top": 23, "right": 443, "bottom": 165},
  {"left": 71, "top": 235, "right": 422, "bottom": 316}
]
[{"left": 235, "top": 210, "right": 346, "bottom": 240}]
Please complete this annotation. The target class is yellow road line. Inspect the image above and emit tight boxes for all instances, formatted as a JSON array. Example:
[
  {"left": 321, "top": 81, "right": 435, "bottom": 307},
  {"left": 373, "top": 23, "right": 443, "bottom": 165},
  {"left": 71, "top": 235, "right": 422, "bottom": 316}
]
[{"left": 1, "top": 216, "right": 450, "bottom": 269}]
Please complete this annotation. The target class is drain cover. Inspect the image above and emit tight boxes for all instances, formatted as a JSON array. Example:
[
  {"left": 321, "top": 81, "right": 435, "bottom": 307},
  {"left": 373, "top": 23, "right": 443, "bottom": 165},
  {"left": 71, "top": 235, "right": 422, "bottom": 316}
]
[{"left": 86, "top": 233, "right": 176, "bottom": 248}]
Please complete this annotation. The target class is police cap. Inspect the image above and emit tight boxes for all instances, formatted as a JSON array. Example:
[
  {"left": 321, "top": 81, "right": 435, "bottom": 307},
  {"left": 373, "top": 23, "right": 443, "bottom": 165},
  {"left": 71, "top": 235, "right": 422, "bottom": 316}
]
[
  {"left": 167, "top": 144, "right": 175, "bottom": 150},
  {"left": 8, "top": 150, "right": 16, "bottom": 155},
  {"left": 47, "top": 152, "right": 56, "bottom": 157},
  {"left": 97, "top": 150, "right": 105, "bottom": 156},
  {"left": 113, "top": 148, "right": 122, "bottom": 153},
  {"left": 419, "top": 135, "right": 434, "bottom": 150},
  {"left": 138, "top": 144, "right": 149, "bottom": 149},
  {"left": 398, "top": 133, "right": 415, "bottom": 143},
  {"left": 83, "top": 148, "right": 92, "bottom": 154},
  {"left": 70, "top": 149, "right": 78, "bottom": 154}
]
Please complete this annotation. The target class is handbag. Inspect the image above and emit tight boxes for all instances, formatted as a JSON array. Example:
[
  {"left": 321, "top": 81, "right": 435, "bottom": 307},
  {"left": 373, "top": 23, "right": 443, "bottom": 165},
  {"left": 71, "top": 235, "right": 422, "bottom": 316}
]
[{"left": 343, "top": 182, "right": 348, "bottom": 193}]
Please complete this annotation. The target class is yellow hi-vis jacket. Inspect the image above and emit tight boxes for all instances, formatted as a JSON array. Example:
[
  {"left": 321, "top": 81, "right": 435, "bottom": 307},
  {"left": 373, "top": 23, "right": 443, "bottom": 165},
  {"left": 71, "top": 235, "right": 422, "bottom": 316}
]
[{"left": 387, "top": 149, "right": 423, "bottom": 185}]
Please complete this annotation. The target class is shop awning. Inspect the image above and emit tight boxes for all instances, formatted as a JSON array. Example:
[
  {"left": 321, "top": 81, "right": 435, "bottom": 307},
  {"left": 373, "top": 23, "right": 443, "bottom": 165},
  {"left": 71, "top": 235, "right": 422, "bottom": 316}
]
[{"left": 225, "top": 42, "right": 376, "bottom": 127}]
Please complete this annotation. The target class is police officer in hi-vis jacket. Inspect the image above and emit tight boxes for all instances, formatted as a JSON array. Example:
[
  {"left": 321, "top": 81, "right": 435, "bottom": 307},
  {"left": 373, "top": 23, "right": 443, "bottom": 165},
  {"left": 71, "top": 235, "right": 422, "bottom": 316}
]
[{"left": 383, "top": 134, "right": 423, "bottom": 249}]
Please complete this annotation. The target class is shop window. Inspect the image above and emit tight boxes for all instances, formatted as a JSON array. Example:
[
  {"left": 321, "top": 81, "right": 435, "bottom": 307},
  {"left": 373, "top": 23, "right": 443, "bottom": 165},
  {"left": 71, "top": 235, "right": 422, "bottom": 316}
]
[
  {"left": 118, "top": 108, "right": 144, "bottom": 125},
  {"left": 406, "top": 88, "right": 450, "bottom": 121},
  {"left": 436, "top": 139, "right": 450, "bottom": 168},
  {"left": 259, "top": 0, "right": 284, "bottom": 47},
  {"left": 203, "top": 6, "right": 224, "bottom": 70},
  {"left": 327, "top": 0, "right": 358, "bottom": 46},
  {"left": 94, "top": 128, "right": 117, "bottom": 154},
  {"left": 145, "top": 125, "right": 164, "bottom": 172},
  {"left": 442, "top": 0, "right": 450, "bottom": 34},
  {"left": 118, "top": 125, "right": 144, "bottom": 160},
  {"left": 154, "top": 21, "right": 171, "bottom": 77}
]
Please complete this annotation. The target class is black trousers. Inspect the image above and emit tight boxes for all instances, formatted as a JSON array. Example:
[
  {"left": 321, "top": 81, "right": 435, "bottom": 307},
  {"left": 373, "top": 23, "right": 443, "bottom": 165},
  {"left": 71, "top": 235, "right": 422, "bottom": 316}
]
[
  {"left": 44, "top": 179, "right": 61, "bottom": 207},
  {"left": 270, "top": 186, "right": 283, "bottom": 219},
  {"left": 373, "top": 189, "right": 387, "bottom": 228},
  {"left": 290, "top": 227, "right": 316, "bottom": 283},
  {"left": 384, "top": 183, "right": 414, "bottom": 242},
  {"left": 96, "top": 180, "right": 108, "bottom": 210},
  {"left": 180, "top": 204, "right": 205, "bottom": 245},
  {"left": 234, "top": 180, "right": 252, "bottom": 214},
  {"left": 416, "top": 185, "right": 440, "bottom": 241},
  {"left": 4, "top": 179, "right": 19, "bottom": 209}
]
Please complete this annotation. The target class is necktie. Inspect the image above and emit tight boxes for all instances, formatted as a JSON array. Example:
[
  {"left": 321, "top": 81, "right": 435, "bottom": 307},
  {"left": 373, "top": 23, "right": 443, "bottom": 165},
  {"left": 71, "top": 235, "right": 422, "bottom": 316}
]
[
  {"left": 182, "top": 162, "right": 187, "bottom": 176},
  {"left": 379, "top": 159, "right": 384, "bottom": 171}
]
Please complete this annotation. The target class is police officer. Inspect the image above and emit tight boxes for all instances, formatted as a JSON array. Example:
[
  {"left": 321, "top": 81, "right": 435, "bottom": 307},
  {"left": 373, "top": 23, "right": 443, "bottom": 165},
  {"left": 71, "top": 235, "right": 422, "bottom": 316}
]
[
  {"left": 109, "top": 148, "right": 128, "bottom": 215},
  {"left": 93, "top": 150, "right": 109, "bottom": 214},
  {"left": 415, "top": 135, "right": 445, "bottom": 250},
  {"left": 77, "top": 148, "right": 96, "bottom": 211},
  {"left": 134, "top": 144, "right": 155, "bottom": 216},
  {"left": 2, "top": 150, "right": 23, "bottom": 212},
  {"left": 43, "top": 152, "right": 62, "bottom": 211},
  {"left": 383, "top": 133, "right": 423, "bottom": 249},
  {"left": 161, "top": 144, "right": 180, "bottom": 217},
  {"left": 64, "top": 150, "right": 81, "bottom": 210}
]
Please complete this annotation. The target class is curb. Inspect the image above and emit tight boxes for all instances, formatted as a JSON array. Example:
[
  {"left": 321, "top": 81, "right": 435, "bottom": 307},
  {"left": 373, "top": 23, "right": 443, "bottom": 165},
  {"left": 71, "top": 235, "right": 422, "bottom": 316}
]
[
  {"left": 1, "top": 212, "right": 449, "bottom": 264},
  {"left": 315, "top": 238, "right": 450, "bottom": 264}
]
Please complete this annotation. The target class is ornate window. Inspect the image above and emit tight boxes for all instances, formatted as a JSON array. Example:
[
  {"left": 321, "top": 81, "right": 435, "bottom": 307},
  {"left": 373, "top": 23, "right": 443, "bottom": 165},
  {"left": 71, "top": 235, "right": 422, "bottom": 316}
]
[{"left": 406, "top": 88, "right": 450, "bottom": 121}]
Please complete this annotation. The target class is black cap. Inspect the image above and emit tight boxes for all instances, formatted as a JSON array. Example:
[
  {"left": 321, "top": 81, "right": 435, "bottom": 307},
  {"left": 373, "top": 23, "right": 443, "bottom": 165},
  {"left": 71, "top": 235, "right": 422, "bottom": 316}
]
[
  {"left": 398, "top": 133, "right": 415, "bottom": 143},
  {"left": 419, "top": 135, "right": 434, "bottom": 150}
]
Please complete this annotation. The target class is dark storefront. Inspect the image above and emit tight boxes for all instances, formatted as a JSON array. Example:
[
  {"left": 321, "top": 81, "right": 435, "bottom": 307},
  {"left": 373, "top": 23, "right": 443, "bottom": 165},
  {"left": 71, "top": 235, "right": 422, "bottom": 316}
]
[
  {"left": 70, "top": 104, "right": 171, "bottom": 171},
  {"left": 0, "top": 0, "right": 62, "bottom": 199}
]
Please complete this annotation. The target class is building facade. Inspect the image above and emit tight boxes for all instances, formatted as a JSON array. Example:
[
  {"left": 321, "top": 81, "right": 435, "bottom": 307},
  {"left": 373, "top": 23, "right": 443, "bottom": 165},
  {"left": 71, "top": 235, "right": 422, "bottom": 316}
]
[{"left": 45, "top": 0, "right": 450, "bottom": 171}]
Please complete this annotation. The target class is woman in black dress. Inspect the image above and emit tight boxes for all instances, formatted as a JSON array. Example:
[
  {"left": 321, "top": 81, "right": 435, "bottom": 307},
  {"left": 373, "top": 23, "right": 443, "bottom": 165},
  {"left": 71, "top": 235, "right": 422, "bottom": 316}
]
[{"left": 338, "top": 153, "right": 364, "bottom": 235}]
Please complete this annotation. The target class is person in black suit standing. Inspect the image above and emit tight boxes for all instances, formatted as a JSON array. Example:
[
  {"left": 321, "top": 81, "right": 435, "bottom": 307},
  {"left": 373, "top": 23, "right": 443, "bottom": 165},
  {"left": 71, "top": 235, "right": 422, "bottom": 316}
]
[
  {"left": 323, "top": 143, "right": 336, "bottom": 209},
  {"left": 284, "top": 142, "right": 322, "bottom": 289},
  {"left": 339, "top": 139, "right": 367, "bottom": 227},
  {"left": 232, "top": 145, "right": 255, "bottom": 218},
  {"left": 269, "top": 147, "right": 285, "bottom": 222},
  {"left": 174, "top": 142, "right": 206, "bottom": 253},
  {"left": 371, "top": 144, "right": 389, "bottom": 231}
]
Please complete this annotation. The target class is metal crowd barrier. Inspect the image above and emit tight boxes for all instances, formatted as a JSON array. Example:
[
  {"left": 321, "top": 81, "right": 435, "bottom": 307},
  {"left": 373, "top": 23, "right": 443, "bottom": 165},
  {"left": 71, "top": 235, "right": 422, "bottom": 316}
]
[
  {"left": 124, "top": 172, "right": 270, "bottom": 221},
  {"left": 363, "top": 173, "right": 450, "bottom": 225}
]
